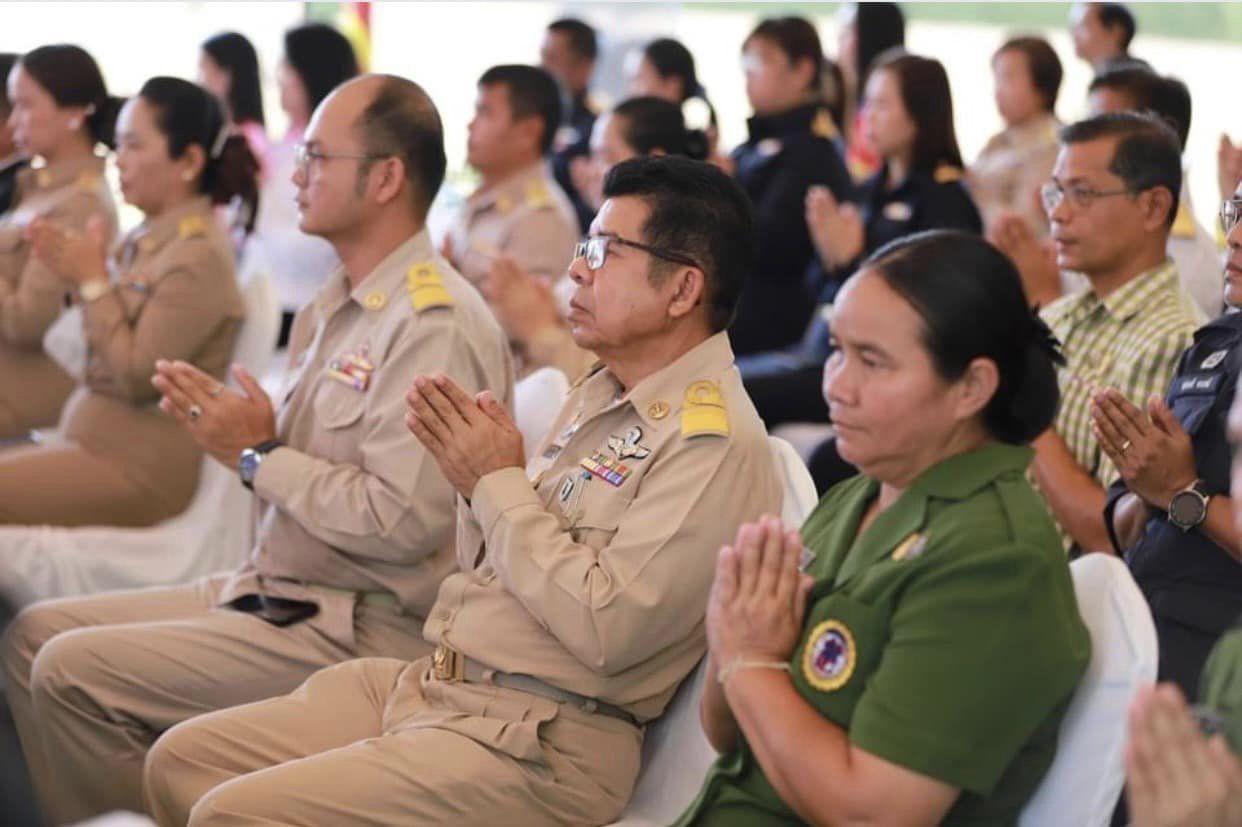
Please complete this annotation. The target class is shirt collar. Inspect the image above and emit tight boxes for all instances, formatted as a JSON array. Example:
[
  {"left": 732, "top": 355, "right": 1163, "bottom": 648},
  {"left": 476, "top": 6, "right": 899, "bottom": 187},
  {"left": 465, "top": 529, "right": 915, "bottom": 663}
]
[
  {"left": 579, "top": 331, "right": 736, "bottom": 430},
  {"left": 467, "top": 162, "right": 545, "bottom": 214},
  {"left": 21, "top": 153, "right": 105, "bottom": 192},
  {"left": 907, "top": 441, "right": 1034, "bottom": 501},
  {"left": 131, "top": 195, "right": 213, "bottom": 255},
  {"left": 339, "top": 228, "right": 436, "bottom": 312},
  {"left": 1098, "top": 258, "right": 1180, "bottom": 322}
]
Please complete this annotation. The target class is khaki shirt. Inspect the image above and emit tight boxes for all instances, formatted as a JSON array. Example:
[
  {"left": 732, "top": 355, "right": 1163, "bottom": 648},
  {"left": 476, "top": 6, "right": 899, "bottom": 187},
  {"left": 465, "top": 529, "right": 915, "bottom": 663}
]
[
  {"left": 969, "top": 114, "right": 1060, "bottom": 235},
  {"left": 223, "top": 229, "right": 515, "bottom": 650},
  {"left": 0, "top": 155, "right": 117, "bottom": 430},
  {"left": 446, "top": 161, "right": 578, "bottom": 286},
  {"left": 60, "top": 196, "right": 242, "bottom": 511},
  {"left": 425, "top": 332, "right": 783, "bottom": 723}
]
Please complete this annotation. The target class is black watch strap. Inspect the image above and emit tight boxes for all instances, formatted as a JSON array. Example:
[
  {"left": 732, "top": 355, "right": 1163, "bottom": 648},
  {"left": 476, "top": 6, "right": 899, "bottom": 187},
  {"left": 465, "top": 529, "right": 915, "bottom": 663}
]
[{"left": 250, "top": 439, "right": 285, "bottom": 455}]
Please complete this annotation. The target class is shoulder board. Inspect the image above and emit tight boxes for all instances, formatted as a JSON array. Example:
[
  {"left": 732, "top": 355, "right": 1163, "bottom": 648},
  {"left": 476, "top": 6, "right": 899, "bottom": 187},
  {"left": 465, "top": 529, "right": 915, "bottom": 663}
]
[
  {"left": 1171, "top": 201, "right": 1196, "bottom": 240},
  {"left": 406, "top": 262, "right": 455, "bottom": 312},
  {"left": 811, "top": 109, "right": 839, "bottom": 141},
  {"left": 933, "top": 164, "right": 964, "bottom": 184},
  {"left": 681, "top": 379, "right": 730, "bottom": 438},
  {"left": 178, "top": 214, "right": 208, "bottom": 240},
  {"left": 525, "top": 179, "right": 551, "bottom": 210}
]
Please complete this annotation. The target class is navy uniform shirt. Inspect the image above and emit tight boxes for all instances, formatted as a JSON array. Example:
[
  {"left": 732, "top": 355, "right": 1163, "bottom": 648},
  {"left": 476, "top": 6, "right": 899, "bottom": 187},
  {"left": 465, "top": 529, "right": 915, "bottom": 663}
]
[
  {"left": 1107, "top": 312, "right": 1242, "bottom": 694},
  {"left": 730, "top": 103, "right": 854, "bottom": 357},
  {"left": 551, "top": 92, "right": 598, "bottom": 234}
]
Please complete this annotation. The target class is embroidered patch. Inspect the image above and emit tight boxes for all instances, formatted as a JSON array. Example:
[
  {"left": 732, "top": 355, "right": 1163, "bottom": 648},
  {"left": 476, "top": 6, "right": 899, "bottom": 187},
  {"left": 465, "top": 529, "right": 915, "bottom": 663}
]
[
  {"left": 1201, "top": 350, "right": 1228, "bottom": 370},
  {"left": 803, "top": 619, "right": 856, "bottom": 692}
]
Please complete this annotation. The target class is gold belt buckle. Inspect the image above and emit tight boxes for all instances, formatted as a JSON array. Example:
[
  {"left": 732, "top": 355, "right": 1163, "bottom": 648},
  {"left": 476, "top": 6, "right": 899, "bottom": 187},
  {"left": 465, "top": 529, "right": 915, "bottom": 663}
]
[{"left": 432, "top": 644, "right": 463, "bottom": 682}]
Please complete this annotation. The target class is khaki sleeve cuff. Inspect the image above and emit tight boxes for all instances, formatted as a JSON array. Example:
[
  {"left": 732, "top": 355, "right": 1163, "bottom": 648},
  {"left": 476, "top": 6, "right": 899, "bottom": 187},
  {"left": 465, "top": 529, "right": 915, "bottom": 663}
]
[
  {"left": 252, "top": 445, "right": 304, "bottom": 507},
  {"left": 470, "top": 466, "right": 541, "bottom": 539}
]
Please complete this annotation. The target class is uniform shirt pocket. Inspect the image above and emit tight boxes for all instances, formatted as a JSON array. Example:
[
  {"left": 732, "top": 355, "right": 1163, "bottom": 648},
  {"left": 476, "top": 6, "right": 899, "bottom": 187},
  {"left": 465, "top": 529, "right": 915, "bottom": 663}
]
[
  {"left": 791, "top": 590, "right": 891, "bottom": 728},
  {"left": 567, "top": 473, "right": 635, "bottom": 550},
  {"left": 312, "top": 376, "right": 367, "bottom": 430}
]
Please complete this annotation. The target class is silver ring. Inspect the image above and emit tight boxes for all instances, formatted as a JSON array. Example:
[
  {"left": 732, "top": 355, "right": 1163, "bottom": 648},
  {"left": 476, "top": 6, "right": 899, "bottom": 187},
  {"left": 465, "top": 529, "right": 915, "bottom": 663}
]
[
  {"left": 207, "top": 384, "right": 223, "bottom": 398},
  {"left": 188, "top": 404, "right": 203, "bottom": 421},
  {"left": 1120, "top": 439, "right": 1132, "bottom": 454}
]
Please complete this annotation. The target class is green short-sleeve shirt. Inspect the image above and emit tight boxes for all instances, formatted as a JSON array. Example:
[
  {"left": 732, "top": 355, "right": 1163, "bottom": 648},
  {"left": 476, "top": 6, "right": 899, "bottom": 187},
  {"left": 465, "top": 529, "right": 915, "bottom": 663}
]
[
  {"left": 674, "top": 443, "right": 1091, "bottom": 827},
  {"left": 1200, "top": 623, "right": 1242, "bottom": 754}
]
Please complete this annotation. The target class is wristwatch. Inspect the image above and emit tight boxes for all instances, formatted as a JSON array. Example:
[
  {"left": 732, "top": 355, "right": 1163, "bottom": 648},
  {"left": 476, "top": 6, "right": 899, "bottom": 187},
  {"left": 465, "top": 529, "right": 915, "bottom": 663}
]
[
  {"left": 1168, "top": 479, "right": 1211, "bottom": 532},
  {"left": 239, "top": 439, "right": 284, "bottom": 491}
]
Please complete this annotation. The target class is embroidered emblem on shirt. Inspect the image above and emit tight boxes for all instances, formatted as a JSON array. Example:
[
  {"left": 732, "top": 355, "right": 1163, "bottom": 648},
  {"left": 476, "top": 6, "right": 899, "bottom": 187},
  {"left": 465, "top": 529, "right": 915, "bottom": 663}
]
[
  {"left": 803, "top": 619, "right": 856, "bottom": 692},
  {"left": 607, "top": 426, "right": 651, "bottom": 461},
  {"left": 177, "top": 214, "right": 207, "bottom": 240},
  {"left": 682, "top": 380, "right": 729, "bottom": 438},
  {"left": 363, "top": 291, "right": 387, "bottom": 311},
  {"left": 647, "top": 400, "right": 670, "bottom": 420},
  {"left": 326, "top": 349, "right": 375, "bottom": 392},
  {"left": 756, "top": 138, "right": 783, "bottom": 158},
  {"left": 891, "top": 532, "right": 928, "bottom": 562},
  {"left": 580, "top": 450, "right": 631, "bottom": 486},
  {"left": 1201, "top": 349, "right": 1228, "bottom": 370},
  {"left": 407, "top": 262, "right": 454, "bottom": 311},
  {"left": 883, "top": 201, "right": 913, "bottom": 222}
]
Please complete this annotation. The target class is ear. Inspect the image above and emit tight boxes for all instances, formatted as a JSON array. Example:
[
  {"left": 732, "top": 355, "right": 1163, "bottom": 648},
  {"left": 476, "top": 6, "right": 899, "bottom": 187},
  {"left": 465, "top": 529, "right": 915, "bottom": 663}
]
[
  {"left": 666, "top": 265, "right": 706, "bottom": 321},
  {"left": 791, "top": 55, "right": 818, "bottom": 95},
  {"left": 953, "top": 357, "right": 1000, "bottom": 422},
  {"left": 179, "top": 143, "right": 207, "bottom": 185},
  {"left": 370, "top": 156, "right": 406, "bottom": 207},
  {"left": 1140, "top": 186, "right": 1176, "bottom": 232},
  {"left": 515, "top": 115, "right": 546, "bottom": 158}
]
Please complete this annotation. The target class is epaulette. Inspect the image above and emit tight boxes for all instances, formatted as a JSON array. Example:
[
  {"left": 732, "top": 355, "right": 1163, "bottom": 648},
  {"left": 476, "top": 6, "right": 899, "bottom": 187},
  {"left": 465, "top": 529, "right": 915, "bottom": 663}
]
[
  {"left": 681, "top": 379, "right": 729, "bottom": 438},
  {"left": 933, "top": 164, "right": 964, "bottom": 184},
  {"left": 406, "top": 262, "right": 455, "bottom": 312},
  {"left": 178, "top": 214, "right": 208, "bottom": 240}
]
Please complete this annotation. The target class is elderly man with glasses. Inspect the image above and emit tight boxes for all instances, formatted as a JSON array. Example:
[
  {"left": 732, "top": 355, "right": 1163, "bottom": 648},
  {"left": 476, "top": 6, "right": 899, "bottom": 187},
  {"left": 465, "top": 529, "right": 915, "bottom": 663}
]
[
  {"left": 139, "top": 155, "right": 784, "bottom": 826},
  {"left": 2, "top": 74, "right": 515, "bottom": 826}
]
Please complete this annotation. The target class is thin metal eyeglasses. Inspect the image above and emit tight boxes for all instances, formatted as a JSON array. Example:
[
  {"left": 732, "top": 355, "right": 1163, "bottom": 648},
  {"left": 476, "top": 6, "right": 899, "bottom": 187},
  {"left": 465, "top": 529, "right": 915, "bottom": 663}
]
[
  {"left": 293, "top": 142, "right": 388, "bottom": 175},
  {"left": 1040, "top": 180, "right": 1134, "bottom": 213},
  {"left": 1220, "top": 197, "right": 1242, "bottom": 234},
  {"left": 572, "top": 235, "right": 702, "bottom": 272}
]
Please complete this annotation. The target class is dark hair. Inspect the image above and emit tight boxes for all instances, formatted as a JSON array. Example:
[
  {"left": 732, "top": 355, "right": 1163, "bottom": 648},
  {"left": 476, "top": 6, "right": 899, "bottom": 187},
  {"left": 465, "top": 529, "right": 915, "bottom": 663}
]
[
  {"left": 863, "top": 230, "right": 1064, "bottom": 444},
  {"left": 602, "top": 156, "right": 755, "bottom": 333},
  {"left": 0, "top": 54, "right": 18, "bottom": 114},
  {"left": 1089, "top": 68, "right": 1191, "bottom": 150},
  {"left": 1059, "top": 111, "right": 1182, "bottom": 226},
  {"left": 354, "top": 75, "right": 446, "bottom": 218},
  {"left": 642, "top": 38, "right": 702, "bottom": 100},
  {"left": 744, "top": 16, "right": 824, "bottom": 93},
  {"left": 18, "top": 45, "right": 122, "bottom": 149},
  {"left": 994, "top": 36, "right": 1063, "bottom": 114},
  {"left": 612, "top": 97, "right": 707, "bottom": 161},
  {"left": 1095, "top": 3, "right": 1138, "bottom": 51},
  {"left": 201, "top": 32, "right": 265, "bottom": 127},
  {"left": 283, "top": 23, "right": 359, "bottom": 114},
  {"left": 138, "top": 77, "right": 259, "bottom": 230},
  {"left": 820, "top": 56, "right": 848, "bottom": 136},
  {"left": 478, "top": 64, "right": 562, "bottom": 156},
  {"left": 547, "top": 18, "right": 598, "bottom": 62},
  {"left": 851, "top": 2, "right": 906, "bottom": 103},
  {"left": 871, "top": 52, "right": 964, "bottom": 173}
]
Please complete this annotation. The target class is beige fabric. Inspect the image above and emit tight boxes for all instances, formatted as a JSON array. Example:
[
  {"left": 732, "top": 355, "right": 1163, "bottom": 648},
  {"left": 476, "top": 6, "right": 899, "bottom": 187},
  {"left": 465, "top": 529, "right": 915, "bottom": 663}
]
[
  {"left": 970, "top": 113, "right": 1061, "bottom": 235},
  {"left": 0, "top": 228, "right": 513, "bottom": 825},
  {"left": 144, "top": 657, "right": 642, "bottom": 826},
  {"left": 0, "top": 155, "right": 117, "bottom": 437},
  {"left": 2, "top": 578, "right": 432, "bottom": 825}
]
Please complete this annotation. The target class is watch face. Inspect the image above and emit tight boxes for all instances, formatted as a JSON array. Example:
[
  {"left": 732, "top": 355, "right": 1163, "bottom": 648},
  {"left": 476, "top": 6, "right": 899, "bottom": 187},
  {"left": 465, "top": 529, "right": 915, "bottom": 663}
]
[
  {"left": 1169, "top": 490, "right": 1206, "bottom": 527},
  {"left": 239, "top": 449, "right": 260, "bottom": 482}
]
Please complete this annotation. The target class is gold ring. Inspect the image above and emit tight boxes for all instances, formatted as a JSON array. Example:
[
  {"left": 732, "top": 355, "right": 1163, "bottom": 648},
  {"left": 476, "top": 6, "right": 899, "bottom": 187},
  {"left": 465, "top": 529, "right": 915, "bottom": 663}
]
[
  {"left": 207, "top": 385, "right": 223, "bottom": 398},
  {"left": 1120, "top": 439, "right": 1132, "bottom": 453},
  {"left": 188, "top": 404, "right": 203, "bottom": 421}
]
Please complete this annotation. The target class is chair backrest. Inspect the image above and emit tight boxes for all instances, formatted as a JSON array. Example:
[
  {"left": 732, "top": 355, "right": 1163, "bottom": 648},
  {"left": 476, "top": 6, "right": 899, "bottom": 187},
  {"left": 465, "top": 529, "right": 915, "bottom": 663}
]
[
  {"left": 609, "top": 437, "right": 821, "bottom": 826},
  {"left": 513, "top": 367, "right": 570, "bottom": 457},
  {"left": 1019, "top": 553, "right": 1158, "bottom": 827}
]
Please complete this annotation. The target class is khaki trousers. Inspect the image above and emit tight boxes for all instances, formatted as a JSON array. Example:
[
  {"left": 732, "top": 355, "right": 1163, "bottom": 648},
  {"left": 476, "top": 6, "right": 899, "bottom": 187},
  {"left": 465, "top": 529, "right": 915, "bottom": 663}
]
[
  {"left": 0, "top": 352, "right": 73, "bottom": 441},
  {"left": 0, "top": 440, "right": 177, "bottom": 527},
  {"left": 2, "top": 576, "right": 432, "bottom": 825},
  {"left": 144, "top": 657, "right": 644, "bottom": 827}
]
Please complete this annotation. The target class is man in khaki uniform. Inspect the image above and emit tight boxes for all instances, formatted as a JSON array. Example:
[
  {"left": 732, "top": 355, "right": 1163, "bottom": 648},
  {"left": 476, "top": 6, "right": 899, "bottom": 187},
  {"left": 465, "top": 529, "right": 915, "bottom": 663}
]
[
  {"left": 2, "top": 74, "right": 513, "bottom": 826},
  {"left": 444, "top": 64, "right": 578, "bottom": 292},
  {"left": 143, "top": 156, "right": 783, "bottom": 826}
]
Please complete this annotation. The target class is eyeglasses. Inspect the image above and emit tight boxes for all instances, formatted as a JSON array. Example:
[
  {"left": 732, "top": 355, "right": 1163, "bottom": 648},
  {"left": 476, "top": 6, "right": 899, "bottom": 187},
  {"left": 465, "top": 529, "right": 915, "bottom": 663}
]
[
  {"left": 1221, "top": 198, "right": 1242, "bottom": 235},
  {"left": 1040, "top": 180, "right": 1134, "bottom": 214},
  {"left": 572, "top": 235, "right": 702, "bottom": 272},
  {"left": 293, "top": 142, "right": 388, "bottom": 176}
]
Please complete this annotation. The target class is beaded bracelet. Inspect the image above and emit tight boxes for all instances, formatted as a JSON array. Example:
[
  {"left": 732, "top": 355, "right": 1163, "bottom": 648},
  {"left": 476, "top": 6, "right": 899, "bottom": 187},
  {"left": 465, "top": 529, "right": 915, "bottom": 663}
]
[{"left": 717, "top": 658, "right": 791, "bottom": 686}]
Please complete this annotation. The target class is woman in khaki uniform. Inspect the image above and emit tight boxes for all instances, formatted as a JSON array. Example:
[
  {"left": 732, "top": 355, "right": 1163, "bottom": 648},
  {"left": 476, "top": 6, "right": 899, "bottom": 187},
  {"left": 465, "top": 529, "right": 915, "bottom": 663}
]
[
  {"left": 0, "top": 45, "right": 120, "bottom": 439},
  {"left": 0, "top": 77, "right": 255, "bottom": 527}
]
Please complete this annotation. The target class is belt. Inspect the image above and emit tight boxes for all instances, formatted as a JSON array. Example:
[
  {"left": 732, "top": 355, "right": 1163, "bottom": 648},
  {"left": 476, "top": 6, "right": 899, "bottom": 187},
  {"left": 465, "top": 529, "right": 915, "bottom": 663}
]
[{"left": 432, "top": 644, "right": 638, "bottom": 727}]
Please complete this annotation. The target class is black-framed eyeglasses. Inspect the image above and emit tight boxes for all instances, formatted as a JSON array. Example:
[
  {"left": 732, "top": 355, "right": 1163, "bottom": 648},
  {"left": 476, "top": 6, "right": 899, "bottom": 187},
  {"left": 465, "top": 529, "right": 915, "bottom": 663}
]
[
  {"left": 1220, "top": 197, "right": 1242, "bottom": 235},
  {"left": 293, "top": 142, "right": 388, "bottom": 176},
  {"left": 1040, "top": 179, "right": 1134, "bottom": 213},
  {"left": 573, "top": 235, "right": 702, "bottom": 272}
]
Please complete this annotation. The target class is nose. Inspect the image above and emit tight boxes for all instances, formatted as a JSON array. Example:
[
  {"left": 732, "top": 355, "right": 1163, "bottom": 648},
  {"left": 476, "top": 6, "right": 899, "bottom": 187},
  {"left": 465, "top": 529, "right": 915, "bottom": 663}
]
[{"left": 567, "top": 252, "right": 591, "bottom": 286}]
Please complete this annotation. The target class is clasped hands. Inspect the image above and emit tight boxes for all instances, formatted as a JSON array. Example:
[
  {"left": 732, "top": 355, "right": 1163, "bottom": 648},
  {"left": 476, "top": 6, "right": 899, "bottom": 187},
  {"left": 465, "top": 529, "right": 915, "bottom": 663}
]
[{"left": 1092, "top": 388, "right": 1196, "bottom": 510}]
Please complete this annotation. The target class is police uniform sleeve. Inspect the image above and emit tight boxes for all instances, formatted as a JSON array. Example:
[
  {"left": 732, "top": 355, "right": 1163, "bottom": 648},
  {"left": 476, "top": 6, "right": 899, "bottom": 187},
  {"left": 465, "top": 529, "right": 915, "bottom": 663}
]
[
  {"left": 0, "top": 189, "right": 102, "bottom": 348},
  {"left": 468, "top": 427, "right": 781, "bottom": 674},
  {"left": 849, "top": 543, "right": 1089, "bottom": 795},
  {"left": 81, "top": 237, "right": 237, "bottom": 402},
  {"left": 255, "top": 315, "right": 502, "bottom": 564}
]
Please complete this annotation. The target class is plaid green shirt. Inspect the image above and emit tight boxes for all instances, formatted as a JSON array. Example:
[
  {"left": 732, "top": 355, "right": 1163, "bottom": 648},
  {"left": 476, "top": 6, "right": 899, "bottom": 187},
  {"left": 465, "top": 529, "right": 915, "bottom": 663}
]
[{"left": 1041, "top": 259, "right": 1205, "bottom": 503}]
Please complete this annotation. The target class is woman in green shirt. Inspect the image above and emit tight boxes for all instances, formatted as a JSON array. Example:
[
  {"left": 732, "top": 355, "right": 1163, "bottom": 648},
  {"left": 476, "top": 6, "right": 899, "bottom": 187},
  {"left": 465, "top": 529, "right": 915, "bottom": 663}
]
[{"left": 677, "top": 230, "right": 1091, "bottom": 826}]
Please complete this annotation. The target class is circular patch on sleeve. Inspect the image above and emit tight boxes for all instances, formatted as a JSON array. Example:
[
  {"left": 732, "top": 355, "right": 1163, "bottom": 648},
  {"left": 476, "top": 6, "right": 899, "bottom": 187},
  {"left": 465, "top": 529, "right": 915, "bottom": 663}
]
[{"left": 802, "top": 619, "right": 856, "bottom": 692}]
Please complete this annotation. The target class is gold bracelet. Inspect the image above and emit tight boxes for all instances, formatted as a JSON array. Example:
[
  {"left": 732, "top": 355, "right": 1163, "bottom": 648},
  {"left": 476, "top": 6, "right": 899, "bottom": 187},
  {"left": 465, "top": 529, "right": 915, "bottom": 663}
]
[
  {"left": 78, "top": 279, "right": 111, "bottom": 303},
  {"left": 717, "top": 657, "right": 791, "bottom": 687}
]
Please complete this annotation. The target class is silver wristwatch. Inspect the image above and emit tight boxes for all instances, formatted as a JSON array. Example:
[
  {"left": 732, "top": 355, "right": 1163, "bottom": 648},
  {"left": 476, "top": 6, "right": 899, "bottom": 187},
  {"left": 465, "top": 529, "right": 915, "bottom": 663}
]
[{"left": 1167, "top": 480, "right": 1210, "bottom": 532}]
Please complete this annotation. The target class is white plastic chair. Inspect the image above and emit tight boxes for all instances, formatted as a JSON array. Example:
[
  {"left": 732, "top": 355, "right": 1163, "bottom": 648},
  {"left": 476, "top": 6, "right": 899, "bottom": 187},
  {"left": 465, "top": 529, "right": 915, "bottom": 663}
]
[
  {"left": 513, "top": 366, "right": 570, "bottom": 457},
  {"left": 0, "top": 268, "right": 280, "bottom": 606},
  {"left": 1019, "top": 553, "right": 1158, "bottom": 827},
  {"left": 610, "top": 436, "right": 819, "bottom": 827}
]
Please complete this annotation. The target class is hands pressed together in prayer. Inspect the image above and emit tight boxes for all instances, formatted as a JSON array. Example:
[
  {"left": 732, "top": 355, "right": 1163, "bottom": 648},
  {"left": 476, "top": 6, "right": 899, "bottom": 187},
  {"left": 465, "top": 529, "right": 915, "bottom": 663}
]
[
  {"left": 151, "top": 360, "right": 277, "bottom": 467},
  {"left": 707, "top": 515, "right": 814, "bottom": 670},
  {"left": 27, "top": 214, "right": 110, "bottom": 287},
  {"left": 1092, "top": 389, "right": 1197, "bottom": 510},
  {"left": 805, "top": 185, "right": 864, "bottom": 271},
  {"left": 988, "top": 211, "right": 1062, "bottom": 309},
  {"left": 479, "top": 255, "right": 563, "bottom": 344},
  {"left": 405, "top": 373, "right": 525, "bottom": 499}
]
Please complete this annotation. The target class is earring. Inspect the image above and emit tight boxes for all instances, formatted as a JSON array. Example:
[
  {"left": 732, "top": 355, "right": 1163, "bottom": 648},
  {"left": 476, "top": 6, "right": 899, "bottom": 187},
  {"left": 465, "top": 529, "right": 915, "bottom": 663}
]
[
  {"left": 68, "top": 118, "right": 81, "bottom": 130},
  {"left": 181, "top": 171, "right": 194, "bottom": 182}
]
